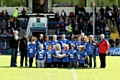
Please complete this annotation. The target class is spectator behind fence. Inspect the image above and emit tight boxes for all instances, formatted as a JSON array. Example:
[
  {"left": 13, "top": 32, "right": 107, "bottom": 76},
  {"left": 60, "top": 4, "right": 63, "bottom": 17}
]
[
  {"left": 115, "top": 36, "right": 120, "bottom": 48},
  {"left": 21, "top": 8, "right": 26, "bottom": 17},
  {"left": 9, "top": 30, "right": 19, "bottom": 67},
  {"left": 0, "top": 19, "right": 6, "bottom": 34},
  {"left": 109, "top": 38, "right": 115, "bottom": 47},
  {"left": 0, "top": 10, "right": 4, "bottom": 18}
]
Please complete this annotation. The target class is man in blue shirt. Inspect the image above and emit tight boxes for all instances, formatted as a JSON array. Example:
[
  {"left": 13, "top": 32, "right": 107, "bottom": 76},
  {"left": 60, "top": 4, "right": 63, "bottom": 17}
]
[{"left": 44, "top": 36, "right": 51, "bottom": 50}]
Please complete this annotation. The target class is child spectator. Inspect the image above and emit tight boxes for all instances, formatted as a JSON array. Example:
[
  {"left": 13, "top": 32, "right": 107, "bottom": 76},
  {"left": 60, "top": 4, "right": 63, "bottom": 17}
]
[
  {"left": 115, "top": 36, "right": 120, "bottom": 48},
  {"left": 77, "top": 45, "right": 87, "bottom": 68},
  {"left": 27, "top": 36, "right": 36, "bottom": 67},
  {"left": 36, "top": 44, "right": 46, "bottom": 68}
]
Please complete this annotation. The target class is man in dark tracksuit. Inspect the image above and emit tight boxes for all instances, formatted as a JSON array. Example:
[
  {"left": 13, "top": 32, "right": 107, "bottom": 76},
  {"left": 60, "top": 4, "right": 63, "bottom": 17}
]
[{"left": 19, "top": 33, "right": 28, "bottom": 67}]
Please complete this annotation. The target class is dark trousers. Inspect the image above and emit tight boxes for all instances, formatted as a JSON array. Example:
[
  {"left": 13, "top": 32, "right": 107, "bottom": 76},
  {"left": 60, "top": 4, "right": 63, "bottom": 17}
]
[
  {"left": 89, "top": 54, "right": 96, "bottom": 68},
  {"left": 20, "top": 51, "right": 27, "bottom": 67},
  {"left": 62, "top": 62, "right": 69, "bottom": 68},
  {"left": 53, "top": 62, "right": 62, "bottom": 68},
  {"left": 99, "top": 53, "right": 106, "bottom": 68},
  {"left": 46, "top": 63, "right": 52, "bottom": 68},
  {"left": 78, "top": 63, "right": 84, "bottom": 68},
  {"left": 40, "top": 5, "right": 44, "bottom": 13},
  {"left": 29, "top": 57, "right": 33, "bottom": 67},
  {"left": 10, "top": 48, "right": 17, "bottom": 67}
]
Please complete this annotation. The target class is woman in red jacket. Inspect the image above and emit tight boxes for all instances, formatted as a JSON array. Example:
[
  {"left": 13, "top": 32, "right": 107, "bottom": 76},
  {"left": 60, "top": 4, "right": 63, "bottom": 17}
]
[{"left": 98, "top": 34, "right": 110, "bottom": 68}]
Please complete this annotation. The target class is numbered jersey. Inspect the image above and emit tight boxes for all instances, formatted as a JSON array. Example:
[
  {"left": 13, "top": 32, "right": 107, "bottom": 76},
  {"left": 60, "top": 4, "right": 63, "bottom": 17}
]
[
  {"left": 36, "top": 40, "right": 44, "bottom": 51},
  {"left": 69, "top": 49, "right": 77, "bottom": 62},
  {"left": 62, "top": 50, "right": 69, "bottom": 62},
  {"left": 44, "top": 41, "right": 51, "bottom": 50},
  {"left": 51, "top": 40, "right": 59, "bottom": 49},
  {"left": 75, "top": 41, "right": 82, "bottom": 50},
  {"left": 69, "top": 40, "right": 76, "bottom": 49},
  {"left": 37, "top": 50, "right": 45, "bottom": 60},
  {"left": 77, "top": 51, "right": 87, "bottom": 64},
  {"left": 59, "top": 39, "right": 69, "bottom": 49},
  {"left": 27, "top": 43, "right": 36, "bottom": 58},
  {"left": 46, "top": 50, "right": 53, "bottom": 63},
  {"left": 53, "top": 50, "right": 61, "bottom": 62}
]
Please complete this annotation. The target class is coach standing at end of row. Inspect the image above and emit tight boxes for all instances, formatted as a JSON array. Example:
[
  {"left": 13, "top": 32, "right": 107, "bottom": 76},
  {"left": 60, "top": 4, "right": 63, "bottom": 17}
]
[{"left": 98, "top": 34, "right": 110, "bottom": 68}]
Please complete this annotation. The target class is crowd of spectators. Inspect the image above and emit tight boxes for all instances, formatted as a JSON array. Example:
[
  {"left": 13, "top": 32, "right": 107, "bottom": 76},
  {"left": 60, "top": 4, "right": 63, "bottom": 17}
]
[{"left": 54, "top": 4, "right": 120, "bottom": 37}]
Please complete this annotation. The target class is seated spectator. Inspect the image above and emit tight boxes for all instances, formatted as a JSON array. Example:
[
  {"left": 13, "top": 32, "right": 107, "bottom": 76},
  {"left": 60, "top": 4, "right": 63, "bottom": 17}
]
[
  {"left": 109, "top": 38, "right": 115, "bottom": 47},
  {"left": 97, "top": 27, "right": 101, "bottom": 35},
  {"left": 6, "top": 29, "right": 13, "bottom": 35},
  {"left": 74, "top": 21, "right": 79, "bottom": 35},
  {"left": 21, "top": 8, "right": 26, "bottom": 17},
  {"left": 105, "top": 25, "right": 110, "bottom": 33},
  {"left": 0, "top": 19, "right": 6, "bottom": 34},
  {"left": 6, "top": 20, "right": 13, "bottom": 29},
  {"left": 83, "top": 21, "right": 88, "bottom": 35},
  {"left": 100, "top": 19, "right": 105, "bottom": 29},
  {"left": 68, "top": 23, "right": 72, "bottom": 32},
  {"left": 110, "top": 17, "right": 115, "bottom": 33},
  {"left": 100, "top": 28, "right": 105, "bottom": 34},
  {"left": 115, "top": 36, "right": 120, "bottom": 48}
]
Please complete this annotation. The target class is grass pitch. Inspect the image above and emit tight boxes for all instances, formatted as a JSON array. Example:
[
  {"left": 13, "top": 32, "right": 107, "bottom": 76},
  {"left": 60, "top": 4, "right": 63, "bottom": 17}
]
[{"left": 0, "top": 55, "right": 120, "bottom": 80}]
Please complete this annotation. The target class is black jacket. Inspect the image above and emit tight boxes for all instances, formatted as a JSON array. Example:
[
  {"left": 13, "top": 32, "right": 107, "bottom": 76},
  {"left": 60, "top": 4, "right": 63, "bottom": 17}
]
[
  {"left": 9, "top": 36, "right": 19, "bottom": 48},
  {"left": 19, "top": 38, "right": 28, "bottom": 51}
]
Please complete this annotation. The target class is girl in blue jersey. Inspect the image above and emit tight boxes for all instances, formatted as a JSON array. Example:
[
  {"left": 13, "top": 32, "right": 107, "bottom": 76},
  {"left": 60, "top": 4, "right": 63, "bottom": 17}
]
[
  {"left": 69, "top": 34, "right": 76, "bottom": 49},
  {"left": 36, "top": 44, "right": 46, "bottom": 68},
  {"left": 69, "top": 44, "right": 77, "bottom": 68},
  {"left": 52, "top": 44, "right": 62, "bottom": 67},
  {"left": 35, "top": 34, "right": 44, "bottom": 67},
  {"left": 51, "top": 35, "right": 59, "bottom": 50},
  {"left": 45, "top": 45, "right": 53, "bottom": 67},
  {"left": 27, "top": 36, "right": 36, "bottom": 67},
  {"left": 77, "top": 45, "right": 87, "bottom": 68},
  {"left": 76, "top": 36, "right": 82, "bottom": 51},
  {"left": 44, "top": 36, "right": 51, "bottom": 50},
  {"left": 62, "top": 44, "right": 70, "bottom": 68},
  {"left": 86, "top": 35, "right": 96, "bottom": 68},
  {"left": 59, "top": 34, "right": 69, "bottom": 49}
]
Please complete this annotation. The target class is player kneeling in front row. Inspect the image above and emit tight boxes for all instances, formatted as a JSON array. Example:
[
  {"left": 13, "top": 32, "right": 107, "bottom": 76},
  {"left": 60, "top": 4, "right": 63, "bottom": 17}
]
[
  {"left": 77, "top": 45, "right": 87, "bottom": 68},
  {"left": 36, "top": 44, "right": 46, "bottom": 68}
]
